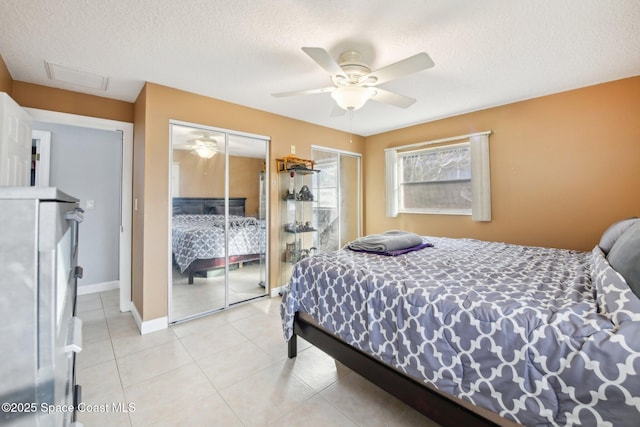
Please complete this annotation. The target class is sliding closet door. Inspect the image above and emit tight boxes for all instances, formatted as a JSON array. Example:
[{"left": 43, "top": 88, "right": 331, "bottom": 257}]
[
  {"left": 312, "top": 147, "right": 361, "bottom": 252},
  {"left": 226, "top": 135, "right": 268, "bottom": 305},
  {"left": 169, "top": 124, "right": 228, "bottom": 321},
  {"left": 169, "top": 122, "right": 269, "bottom": 323}
]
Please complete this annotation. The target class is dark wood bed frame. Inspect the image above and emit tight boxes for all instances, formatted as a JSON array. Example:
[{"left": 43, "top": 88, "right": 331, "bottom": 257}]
[
  {"left": 287, "top": 312, "right": 511, "bottom": 427},
  {"left": 172, "top": 197, "right": 263, "bottom": 284},
  {"left": 184, "top": 254, "right": 263, "bottom": 284}
]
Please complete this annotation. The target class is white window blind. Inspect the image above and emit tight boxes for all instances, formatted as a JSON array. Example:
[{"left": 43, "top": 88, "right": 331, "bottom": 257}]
[
  {"left": 399, "top": 142, "right": 472, "bottom": 214},
  {"left": 385, "top": 131, "right": 491, "bottom": 221}
]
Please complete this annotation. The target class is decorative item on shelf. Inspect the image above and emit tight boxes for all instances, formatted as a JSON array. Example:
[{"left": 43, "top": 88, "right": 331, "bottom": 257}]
[
  {"left": 283, "top": 189, "right": 296, "bottom": 200},
  {"left": 276, "top": 155, "right": 317, "bottom": 172},
  {"left": 284, "top": 221, "right": 316, "bottom": 233},
  {"left": 299, "top": 248, "right": 310, "bottom": 259},
  {"left": 282, "top": 185, "right": 316, "bottom": 201},
  {"left": 284, "top": 245, "right": 319, "bottom": 263},
  {"left": 284, "top": 242, "right": 296, "bottom": 263},
  {"left": 298, "top": 247, "right": 318, "bottom": 260},
  {"left": 297, "top": 185, "right": 314, "bottom": 201}
]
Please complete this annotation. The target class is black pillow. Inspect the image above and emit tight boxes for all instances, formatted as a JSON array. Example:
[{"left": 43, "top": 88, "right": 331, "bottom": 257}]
[{"left": 607, "top": 221, "right": 640, "bottom": 298}]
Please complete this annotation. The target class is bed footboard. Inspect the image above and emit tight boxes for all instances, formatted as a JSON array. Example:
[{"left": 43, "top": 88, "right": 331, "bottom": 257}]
[
  {"left": 288, "top": 313, "right": 506, "bottom": 427},
  {"left": 186, "top": 254, "right": 263, "bottom": 284}
]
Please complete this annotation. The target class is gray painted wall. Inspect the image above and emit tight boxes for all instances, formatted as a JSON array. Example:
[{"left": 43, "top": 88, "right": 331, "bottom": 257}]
[{"left": 34, "top": 121, "right": 121, "bottom": 288}]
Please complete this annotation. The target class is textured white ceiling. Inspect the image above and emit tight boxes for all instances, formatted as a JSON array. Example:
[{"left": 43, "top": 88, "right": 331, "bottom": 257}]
[{"left": 1, "top": 0, "right": 639, "bottom": 136}]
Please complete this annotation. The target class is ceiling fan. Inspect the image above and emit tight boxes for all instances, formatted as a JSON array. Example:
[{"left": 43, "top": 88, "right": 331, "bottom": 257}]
[
  {"left": 174, "top": 133, "right": 220, "bottom": 159},
  {"left": 272, "top": 47, "right": 435, "bottom": 111}
]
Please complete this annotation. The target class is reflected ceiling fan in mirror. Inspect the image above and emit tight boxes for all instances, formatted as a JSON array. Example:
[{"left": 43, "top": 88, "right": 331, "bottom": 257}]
[
  {"left": 174, "top": 133, "right": 220, "bottom": 159},
  {"left": 272, "top": 47, "right": 435, "bottom": 111}
]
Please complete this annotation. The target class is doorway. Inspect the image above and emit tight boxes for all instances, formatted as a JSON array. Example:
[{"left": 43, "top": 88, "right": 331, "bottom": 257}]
[
  {"left": 31, "top": 130, "right": 51, "bottom": 186},
  {"left": 312, "top": 146, "right": 362, "bottom": 251},
  {"left": 26, "top": 108, "right": 133, "bottom": 313},
  {"left": 169, "top": 121, "right": 269, "bottom": 323}
]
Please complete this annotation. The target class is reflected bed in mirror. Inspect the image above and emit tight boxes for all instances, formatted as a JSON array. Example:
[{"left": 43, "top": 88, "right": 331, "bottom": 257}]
[
  {"left": 171, "top": 197, "right": 266, "bottom": 284},
  {"left": 169, "top": 121, "right": 269, "bottom": 322}
]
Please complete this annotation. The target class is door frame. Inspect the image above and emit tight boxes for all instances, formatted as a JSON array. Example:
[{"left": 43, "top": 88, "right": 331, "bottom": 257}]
[{"left": 26, "top": 108, "right": 133, "bottom": 313}]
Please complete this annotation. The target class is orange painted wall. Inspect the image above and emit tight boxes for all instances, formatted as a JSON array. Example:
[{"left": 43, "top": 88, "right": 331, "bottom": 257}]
[
  {"left": 173, "top": 151, "right": 263, "bottom": 217},
  {"left": 135, "top": 83, "right": 365, "bottom": 320},
  {"left": 364, "top": 76, "right": 640, "bottom": 251},
  {"left": 0, "top": 55, "right": 12, "bottom": 94},
  {"left": 12, "top": 81, "right": 134, "bottom": 123}
]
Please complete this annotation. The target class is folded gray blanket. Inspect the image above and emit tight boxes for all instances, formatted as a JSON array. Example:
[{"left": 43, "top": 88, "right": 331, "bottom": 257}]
[{"left": 347, "top": 230, "right": 424, "bottom": 253}]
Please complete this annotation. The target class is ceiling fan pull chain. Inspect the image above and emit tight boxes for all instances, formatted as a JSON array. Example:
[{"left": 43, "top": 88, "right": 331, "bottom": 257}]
[{"left": 349, "top": 110, "right": 353, "bottom": 143}]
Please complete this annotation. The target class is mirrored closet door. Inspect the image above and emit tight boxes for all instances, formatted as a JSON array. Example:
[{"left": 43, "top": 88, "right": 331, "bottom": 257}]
[
  {"left": 169, "top": 122, "right": 268, "bottom": 323},
  {"left": 312, "top": 147, "right": 362, "bottom": 252}
]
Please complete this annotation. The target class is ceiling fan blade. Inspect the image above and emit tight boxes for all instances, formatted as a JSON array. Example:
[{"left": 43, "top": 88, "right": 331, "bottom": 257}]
[
  {"left": 370, "top": 88, "right": 417, "bottom": 108},
  {"left": 365, "top": 52, "right": 434, "bottom": 86},
  {"left": 272, "top": 86, "right": 335, "bottom": 97},
  {"left": 302, "top": 47, "right": 346, "bottom": 77}
]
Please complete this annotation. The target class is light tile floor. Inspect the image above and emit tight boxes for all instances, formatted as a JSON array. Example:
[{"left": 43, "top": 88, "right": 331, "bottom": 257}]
[
  {"left": 75, "top": 289, "right": 439, "bottom": 426},
  {"left": 171, "top": 262, "right": 267, "bottom": 321}
]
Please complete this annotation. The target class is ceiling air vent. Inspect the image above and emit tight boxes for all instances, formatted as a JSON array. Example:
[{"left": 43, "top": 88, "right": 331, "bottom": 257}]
[{"left": 45, "top": 61, "right": 109, "bottom": 91}]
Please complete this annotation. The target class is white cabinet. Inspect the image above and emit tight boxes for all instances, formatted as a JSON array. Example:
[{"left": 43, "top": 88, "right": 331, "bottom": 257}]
[
  {"left": 0, "top": 187, "right": 83, "bottom": 426},
  {"left": 0, "top": 92, "right": 32, "bottom": 186}
]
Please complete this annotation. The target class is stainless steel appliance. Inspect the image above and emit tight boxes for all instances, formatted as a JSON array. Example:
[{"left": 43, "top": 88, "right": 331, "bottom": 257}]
[{"left": 0, "top": 187, "right": 83, "bottom": 427}]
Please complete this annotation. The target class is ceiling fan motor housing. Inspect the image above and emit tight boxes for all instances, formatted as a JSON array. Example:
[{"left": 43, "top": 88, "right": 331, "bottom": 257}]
[{"left": 333, "top": 51, "right": 375, "bottom": 86}]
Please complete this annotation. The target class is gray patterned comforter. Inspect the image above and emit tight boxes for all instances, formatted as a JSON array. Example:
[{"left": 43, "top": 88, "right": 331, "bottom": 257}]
[
  {"left": 280, "top": 236, "right": 640, "bottom": 426},
  {"left": 172, "top": 214, "right": 265, "bottom": 272}
]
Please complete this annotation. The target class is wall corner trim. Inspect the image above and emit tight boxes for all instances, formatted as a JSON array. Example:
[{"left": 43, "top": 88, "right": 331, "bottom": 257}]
[{"left": 131, "top": 304, "right": 168, "bottom": 335}]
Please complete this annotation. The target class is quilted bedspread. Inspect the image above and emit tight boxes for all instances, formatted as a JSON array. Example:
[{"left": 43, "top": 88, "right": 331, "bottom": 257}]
[
  {"left": 280, "top": 236, "right": 640, "bottom": 426},
  {"left": 172, "top": 214, "right": 265, "bottom": 272}
]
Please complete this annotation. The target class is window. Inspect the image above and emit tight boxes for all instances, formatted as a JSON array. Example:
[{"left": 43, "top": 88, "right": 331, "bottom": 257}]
[
  {"left": 385, "top": 132, "right": 491, "bottom": 221},
  {"left": 399, "top": 142, "right": 472, "bottom": 214}
]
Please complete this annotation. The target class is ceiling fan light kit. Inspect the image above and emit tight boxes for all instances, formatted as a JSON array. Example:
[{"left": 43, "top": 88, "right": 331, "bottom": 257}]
[
  {"left": 187, "top": 135, "right": 218, "bottom": 159},
  {"left": 331, "top": 86, "right": 375, "bottom": 111},
  {"left": 272, "top": 47, "right": 434, "bottom": 112},
  {"left": 193, "top": 146, "right": 216, "bottom": 159}
]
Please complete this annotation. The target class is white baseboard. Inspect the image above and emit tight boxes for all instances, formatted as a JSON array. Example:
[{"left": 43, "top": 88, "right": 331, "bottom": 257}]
[
  {"left": 77, "top": 280, "right": 119, "bottom": 296},
  {"left": 130, "top": 303, "right": 168, "bottom": 335}
]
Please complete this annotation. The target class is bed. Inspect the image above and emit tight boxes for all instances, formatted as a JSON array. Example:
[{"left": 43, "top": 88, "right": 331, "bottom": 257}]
[
  {"left": 281, "top": 220, "right": 640, "bottom": 426},
  {"left": 172, "top": 197, "right": 266, "bottom": 284}
]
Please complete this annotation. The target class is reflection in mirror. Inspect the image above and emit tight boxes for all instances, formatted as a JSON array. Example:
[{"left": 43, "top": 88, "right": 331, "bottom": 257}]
[
  {"left": 169, "top": 123, "right": 268, "bottom": 322},
  {"left": 313, "top": 148, "right": 361, "bottom": 252},
  {"left": 227, "top": 135, "right": 267, "bottom": 304}
]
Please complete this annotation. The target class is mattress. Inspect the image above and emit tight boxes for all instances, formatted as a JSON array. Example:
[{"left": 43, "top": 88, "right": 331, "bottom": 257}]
[{"left": 280, "top": 236, "right": 640, "bottom": 426}]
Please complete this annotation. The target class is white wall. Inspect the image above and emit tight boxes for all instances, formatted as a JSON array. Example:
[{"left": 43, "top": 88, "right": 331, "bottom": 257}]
[{"left": 34, "top": 121, "right": 121, "bottom": 288}]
